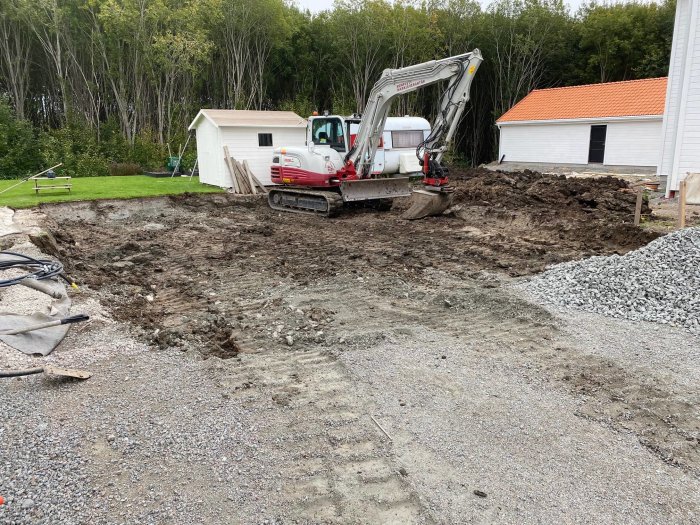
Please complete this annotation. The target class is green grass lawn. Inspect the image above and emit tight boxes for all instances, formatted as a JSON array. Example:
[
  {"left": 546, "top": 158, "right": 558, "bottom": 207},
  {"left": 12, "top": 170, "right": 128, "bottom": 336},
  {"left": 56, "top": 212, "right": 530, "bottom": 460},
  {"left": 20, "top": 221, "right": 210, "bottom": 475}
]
[{"left": 0, "top": 175, "right": 223, "bottom": 209}]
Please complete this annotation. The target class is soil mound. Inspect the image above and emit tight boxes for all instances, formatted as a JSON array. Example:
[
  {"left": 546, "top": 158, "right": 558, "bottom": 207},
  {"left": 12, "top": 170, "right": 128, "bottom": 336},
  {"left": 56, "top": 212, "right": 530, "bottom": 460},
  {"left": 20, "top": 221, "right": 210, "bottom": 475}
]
[{"left": 450, "top": 167, "right": 649, "bottom": 218}]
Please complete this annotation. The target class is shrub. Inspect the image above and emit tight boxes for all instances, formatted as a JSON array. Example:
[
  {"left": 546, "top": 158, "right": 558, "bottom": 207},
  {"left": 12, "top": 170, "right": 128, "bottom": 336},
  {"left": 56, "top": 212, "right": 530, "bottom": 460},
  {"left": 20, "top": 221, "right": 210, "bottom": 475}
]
[
  {"left": 0, "top": 98, "right": 40, "bottom": 179},
  {"left": 109, "top": 162, "right": 142, "bottom": 176},
  {"left": 131, "top": 130, "right": 166, "bottom": 170},
  {"left": 38, "top": 122, "right": 109, "bottom": 178}
]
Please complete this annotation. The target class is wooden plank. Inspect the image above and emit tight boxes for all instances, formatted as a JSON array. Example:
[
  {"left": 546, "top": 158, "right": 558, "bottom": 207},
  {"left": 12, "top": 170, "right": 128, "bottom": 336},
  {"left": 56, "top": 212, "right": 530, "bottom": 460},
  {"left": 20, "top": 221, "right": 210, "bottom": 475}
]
[
  {"left": 243, "top": 160, "right": 268, "bottom": 194},
  {"left": 233, "top": 160, "right": 252, "bottom": 194},
  {"left": 238, "top": 160, "right": 257, "bottom": 195},
  {"left": 230, "top": 160, "right": 249, "bottom": 194},
  {"left": 223, "top": 146, "right": 240, "bottom": 193},
  {"left": 678, "top": 179, "right": 687, "bottom": 229},
  {"left": 634, "top": 190, "right": 643, "bottom": 226}
]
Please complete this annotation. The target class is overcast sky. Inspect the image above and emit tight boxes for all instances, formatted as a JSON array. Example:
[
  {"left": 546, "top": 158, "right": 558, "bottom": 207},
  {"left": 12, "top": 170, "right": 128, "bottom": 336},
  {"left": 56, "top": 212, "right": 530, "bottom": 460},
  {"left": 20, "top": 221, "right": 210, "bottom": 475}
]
[{"left": 294, "top": 0, "right": 630, "bottom": 13}]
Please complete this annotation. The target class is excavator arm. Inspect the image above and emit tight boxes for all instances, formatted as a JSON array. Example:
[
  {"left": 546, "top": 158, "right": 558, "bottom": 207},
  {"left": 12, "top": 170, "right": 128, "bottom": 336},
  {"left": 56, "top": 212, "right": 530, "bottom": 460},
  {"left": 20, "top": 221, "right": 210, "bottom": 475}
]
[{"left": 345, "top": 49, "right": 483, "bottom": 181}]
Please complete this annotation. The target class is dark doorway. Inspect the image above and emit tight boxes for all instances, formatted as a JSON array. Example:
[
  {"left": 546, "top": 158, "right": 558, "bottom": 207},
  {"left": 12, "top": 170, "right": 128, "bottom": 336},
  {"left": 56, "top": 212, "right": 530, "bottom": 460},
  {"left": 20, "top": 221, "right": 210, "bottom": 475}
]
[{"left": 588, "top": 125, "right": 607, "bottom": 164}]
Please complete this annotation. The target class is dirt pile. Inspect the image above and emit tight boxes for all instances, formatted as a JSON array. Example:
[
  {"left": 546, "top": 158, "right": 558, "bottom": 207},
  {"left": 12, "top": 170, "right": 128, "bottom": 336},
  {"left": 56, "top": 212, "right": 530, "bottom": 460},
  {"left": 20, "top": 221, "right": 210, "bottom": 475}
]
[
  {"left": 450, "top": 167, "right": 649, "bottom": 217},
  {"left": 443, "top": 167, "right": 659, "bottom": 254}
]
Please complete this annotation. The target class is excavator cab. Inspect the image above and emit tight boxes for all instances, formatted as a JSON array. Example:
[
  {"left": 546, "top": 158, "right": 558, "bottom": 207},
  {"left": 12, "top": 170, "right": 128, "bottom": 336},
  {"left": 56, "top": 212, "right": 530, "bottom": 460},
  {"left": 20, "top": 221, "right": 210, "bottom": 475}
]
[{"left": 309, "top": 117, "right": 347, "bottom": 153}]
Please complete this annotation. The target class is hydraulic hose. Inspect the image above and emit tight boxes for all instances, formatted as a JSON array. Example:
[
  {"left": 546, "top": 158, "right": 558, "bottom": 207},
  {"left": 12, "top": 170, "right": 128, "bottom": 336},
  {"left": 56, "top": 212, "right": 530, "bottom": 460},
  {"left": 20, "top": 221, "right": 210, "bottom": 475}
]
[{"left": 0, "top": 251, "right": 74, "bottom": 288}]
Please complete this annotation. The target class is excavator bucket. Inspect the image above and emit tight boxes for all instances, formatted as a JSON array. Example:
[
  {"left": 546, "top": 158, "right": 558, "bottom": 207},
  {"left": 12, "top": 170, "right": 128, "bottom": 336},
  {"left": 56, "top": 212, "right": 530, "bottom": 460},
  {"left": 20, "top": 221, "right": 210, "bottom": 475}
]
[{"left": 401, "top": 189, "right": 453, "bottom": 220}]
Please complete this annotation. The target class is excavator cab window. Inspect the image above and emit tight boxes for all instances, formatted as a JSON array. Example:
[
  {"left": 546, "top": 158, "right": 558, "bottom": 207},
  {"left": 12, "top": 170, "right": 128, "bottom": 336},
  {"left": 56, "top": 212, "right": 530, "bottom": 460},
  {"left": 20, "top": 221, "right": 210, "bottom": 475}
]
[{"left": 311, "top": 117, "right": 346, "bottom": 153}]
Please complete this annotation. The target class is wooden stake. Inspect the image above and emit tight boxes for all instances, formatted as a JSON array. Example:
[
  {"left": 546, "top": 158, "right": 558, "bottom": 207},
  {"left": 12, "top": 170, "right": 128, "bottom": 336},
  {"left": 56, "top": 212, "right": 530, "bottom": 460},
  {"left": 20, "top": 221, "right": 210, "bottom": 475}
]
[
  {"left": 223, "top": 146, "right": 240, "bottom": 193},
  {"left": 634, "top": 190, "right": 643, "bottom": 226},
  {"left": 243, "top": 160, "right": 268, "bottom": 193},
  {"left": 678, "top": 179, "right": 687, "bottom": 229}
]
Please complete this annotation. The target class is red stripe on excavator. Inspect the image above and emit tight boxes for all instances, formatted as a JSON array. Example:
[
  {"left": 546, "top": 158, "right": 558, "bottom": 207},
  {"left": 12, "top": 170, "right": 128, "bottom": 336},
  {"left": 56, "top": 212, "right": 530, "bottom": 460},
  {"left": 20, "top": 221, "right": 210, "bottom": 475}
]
[{"left": 271, "top": 166, "right": 339, "bottom": 187}]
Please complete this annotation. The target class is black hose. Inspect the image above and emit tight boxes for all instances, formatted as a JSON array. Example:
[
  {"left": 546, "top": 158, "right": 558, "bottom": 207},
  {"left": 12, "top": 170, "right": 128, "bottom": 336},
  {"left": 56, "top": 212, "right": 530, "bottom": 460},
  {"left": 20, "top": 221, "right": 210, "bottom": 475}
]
[
  {"left": 0, "top": 251, "right": 65, "bottom": 288},
  {"left": 0, "top": 367, "right": 44, "bottom": 378}
]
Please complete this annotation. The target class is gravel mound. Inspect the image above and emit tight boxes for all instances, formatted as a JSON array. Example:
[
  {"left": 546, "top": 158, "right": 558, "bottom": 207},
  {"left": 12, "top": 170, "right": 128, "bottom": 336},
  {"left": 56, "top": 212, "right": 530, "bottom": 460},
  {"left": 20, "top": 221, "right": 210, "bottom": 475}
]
[{"left": 524, "top": 228, "right": 700, "bottom": 334}]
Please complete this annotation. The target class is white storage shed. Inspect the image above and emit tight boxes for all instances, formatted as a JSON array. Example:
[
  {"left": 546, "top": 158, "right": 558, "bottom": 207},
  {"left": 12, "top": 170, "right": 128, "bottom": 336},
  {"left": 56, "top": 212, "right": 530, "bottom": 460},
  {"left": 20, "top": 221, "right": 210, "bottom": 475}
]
[
  {"left": 189, "top": 110, "right": 307, "bottom": 187},
  {"left": 658, "top": 0, "right": 700, "bottom": 197},
  {"left": 496, "top": 78, "right": 667, "bottom": 169}
]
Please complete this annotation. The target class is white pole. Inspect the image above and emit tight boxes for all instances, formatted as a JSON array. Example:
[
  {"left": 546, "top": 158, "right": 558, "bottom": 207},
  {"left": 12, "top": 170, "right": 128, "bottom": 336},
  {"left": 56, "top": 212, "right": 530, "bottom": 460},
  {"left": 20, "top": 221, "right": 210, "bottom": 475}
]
[{"left": 0, "top": 163, "right": 63, "bottom": 196}]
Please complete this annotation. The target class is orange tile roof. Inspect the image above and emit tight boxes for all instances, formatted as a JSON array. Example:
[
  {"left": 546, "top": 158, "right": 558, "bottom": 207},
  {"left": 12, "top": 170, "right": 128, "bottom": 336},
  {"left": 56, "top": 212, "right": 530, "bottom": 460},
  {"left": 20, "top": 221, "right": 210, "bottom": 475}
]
[{"left": 497, "top": 77, "right": 667, "bottom": 123}]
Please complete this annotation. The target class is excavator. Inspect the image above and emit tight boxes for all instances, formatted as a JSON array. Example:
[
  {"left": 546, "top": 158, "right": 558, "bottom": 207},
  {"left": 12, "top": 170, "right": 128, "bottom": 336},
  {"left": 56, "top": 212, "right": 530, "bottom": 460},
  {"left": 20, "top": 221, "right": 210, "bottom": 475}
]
[{"left": 268, "top": 49, "right": 483, "bottom": 219}]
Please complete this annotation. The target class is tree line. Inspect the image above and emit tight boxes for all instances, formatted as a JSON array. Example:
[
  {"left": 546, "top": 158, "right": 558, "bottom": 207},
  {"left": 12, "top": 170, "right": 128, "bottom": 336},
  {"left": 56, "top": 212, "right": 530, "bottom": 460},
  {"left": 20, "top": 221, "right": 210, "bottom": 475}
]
[{"left": 0, "top": 0, "right": 676, "bottom": 178}]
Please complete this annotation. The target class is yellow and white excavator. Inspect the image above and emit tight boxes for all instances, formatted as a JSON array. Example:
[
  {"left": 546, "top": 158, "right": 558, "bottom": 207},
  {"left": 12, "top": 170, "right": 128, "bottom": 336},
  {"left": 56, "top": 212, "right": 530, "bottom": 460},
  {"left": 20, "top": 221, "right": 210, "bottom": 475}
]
[{"left": 268, "top": 49, "right": 483, "bottom": 219}]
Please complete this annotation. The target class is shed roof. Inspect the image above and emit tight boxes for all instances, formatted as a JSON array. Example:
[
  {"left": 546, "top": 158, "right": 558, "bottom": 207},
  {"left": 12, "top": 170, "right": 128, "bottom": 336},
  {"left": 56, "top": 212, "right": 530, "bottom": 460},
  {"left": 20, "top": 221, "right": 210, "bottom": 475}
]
[
  {"left": 189, "top": 109, "right": 307, "bottom": 130},
  {"left": 497, "top": 77, "right": 667, "bottom": 124}
]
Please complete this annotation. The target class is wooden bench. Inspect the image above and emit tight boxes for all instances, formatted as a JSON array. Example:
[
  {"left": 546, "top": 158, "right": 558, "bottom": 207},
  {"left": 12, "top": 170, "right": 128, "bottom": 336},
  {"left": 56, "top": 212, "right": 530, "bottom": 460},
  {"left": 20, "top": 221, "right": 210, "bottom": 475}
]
[{"left": 34, "top": 176, "right": 72, "bottom": 194}]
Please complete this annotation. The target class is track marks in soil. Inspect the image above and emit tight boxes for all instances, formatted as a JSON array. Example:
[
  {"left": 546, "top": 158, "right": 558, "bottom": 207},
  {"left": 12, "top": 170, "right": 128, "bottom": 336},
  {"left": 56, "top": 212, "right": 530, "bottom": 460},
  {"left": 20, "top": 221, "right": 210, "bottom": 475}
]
[
  {"left": 223, "top": 348, "right": 428, "bottom": 523},
  {"left": 303, "top": 275, "right": 700, "bottom": 479}
]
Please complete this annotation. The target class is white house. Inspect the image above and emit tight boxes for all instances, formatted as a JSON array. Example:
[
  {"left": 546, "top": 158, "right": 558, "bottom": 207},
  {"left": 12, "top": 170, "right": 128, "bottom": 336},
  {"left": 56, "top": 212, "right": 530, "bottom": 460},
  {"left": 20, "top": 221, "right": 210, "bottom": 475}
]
[
  {"left": 658, "top": 0, "right": 700, "bottom": 197},
  {"left": 496, "top": 78, "right": 667, "bottom": 169},
  {"left": 189, "top": 109, "right": 307, "bottom": 187}
]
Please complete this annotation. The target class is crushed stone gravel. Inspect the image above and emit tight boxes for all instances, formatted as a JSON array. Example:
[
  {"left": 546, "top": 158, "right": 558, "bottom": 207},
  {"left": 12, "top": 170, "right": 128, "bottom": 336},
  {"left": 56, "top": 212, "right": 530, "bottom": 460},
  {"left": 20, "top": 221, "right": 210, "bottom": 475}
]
[{"left": 522, "top": 227, "right": 700, "bottom": 334}]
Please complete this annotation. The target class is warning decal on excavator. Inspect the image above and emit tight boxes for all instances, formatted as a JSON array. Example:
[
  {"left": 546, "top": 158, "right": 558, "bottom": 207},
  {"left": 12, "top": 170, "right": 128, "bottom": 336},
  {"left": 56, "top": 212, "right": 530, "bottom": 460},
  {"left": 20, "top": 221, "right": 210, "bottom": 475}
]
[
  {"left": 469, "top": 66, "right": 476, "bottom": 74},
  {"left": 282, "top": 178, "right": 292, "bottom": 183}
]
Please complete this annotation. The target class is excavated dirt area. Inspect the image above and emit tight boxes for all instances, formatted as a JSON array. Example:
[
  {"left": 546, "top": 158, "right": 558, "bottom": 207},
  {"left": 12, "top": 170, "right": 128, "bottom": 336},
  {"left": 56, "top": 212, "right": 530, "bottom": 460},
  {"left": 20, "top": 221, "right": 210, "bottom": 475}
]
[
  {"left": 49, "top": 169, "right": 660, "bottom": 358},
  {"left": 4, "top": 169, "right": 699, "bottom": 523}
]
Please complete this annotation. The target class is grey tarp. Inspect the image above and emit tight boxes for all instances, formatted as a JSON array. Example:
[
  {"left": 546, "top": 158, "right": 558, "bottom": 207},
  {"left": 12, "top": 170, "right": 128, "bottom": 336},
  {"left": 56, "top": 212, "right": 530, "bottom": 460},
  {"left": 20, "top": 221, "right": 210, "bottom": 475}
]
[{"left": 0, "top": 277, "right": 71, "bottom": 356}]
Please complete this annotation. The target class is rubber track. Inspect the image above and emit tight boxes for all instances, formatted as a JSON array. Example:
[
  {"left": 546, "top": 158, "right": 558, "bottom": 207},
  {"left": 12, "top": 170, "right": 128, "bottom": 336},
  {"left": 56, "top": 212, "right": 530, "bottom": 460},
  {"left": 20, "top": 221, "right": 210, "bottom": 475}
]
[{"left": 268, "top": 188, "right": 344, "bottom": 217}]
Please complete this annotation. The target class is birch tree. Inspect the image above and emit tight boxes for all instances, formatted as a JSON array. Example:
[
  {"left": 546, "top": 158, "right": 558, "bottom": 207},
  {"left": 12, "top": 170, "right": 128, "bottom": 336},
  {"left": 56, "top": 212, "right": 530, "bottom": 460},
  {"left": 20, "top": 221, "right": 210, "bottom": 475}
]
[{"left": 0, "top": 0, "right": 32, "bottom": 120}]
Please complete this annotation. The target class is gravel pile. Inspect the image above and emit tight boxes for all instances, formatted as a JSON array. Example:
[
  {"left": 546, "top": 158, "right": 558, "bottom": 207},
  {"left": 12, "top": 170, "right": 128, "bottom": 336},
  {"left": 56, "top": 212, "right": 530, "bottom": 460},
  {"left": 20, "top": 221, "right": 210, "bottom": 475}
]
[{"left": 524, "top": 227, "right": 700, "bottom": 334}]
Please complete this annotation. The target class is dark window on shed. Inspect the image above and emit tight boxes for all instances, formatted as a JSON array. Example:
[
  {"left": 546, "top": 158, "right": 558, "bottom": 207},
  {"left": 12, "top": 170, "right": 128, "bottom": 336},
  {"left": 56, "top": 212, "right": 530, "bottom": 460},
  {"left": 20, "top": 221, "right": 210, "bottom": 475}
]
[{"left": 258, "top": 133, "right": 273, "bottom": 147}]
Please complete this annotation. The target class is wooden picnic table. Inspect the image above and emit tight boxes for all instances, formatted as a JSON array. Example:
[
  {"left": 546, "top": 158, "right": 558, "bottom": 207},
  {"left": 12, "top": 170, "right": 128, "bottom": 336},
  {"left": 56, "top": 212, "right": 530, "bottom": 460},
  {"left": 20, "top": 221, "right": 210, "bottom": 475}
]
[{"left": 34, "top": 176, "right": 72, "bottom": 194}]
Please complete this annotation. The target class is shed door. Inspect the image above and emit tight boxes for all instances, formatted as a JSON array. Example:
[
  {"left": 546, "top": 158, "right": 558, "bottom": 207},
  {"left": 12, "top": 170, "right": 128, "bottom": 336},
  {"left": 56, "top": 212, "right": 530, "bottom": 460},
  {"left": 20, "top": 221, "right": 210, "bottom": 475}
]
[{"left": 588, "top": 125, "right": 607, "bottom": 164}]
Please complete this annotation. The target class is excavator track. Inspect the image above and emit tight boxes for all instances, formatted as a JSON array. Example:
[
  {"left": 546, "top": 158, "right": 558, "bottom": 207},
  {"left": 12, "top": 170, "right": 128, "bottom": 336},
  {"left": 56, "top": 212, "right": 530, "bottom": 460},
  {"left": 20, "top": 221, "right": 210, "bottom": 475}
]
[{"left": 268, "top": 188, "right": 344, "bottom": 217}]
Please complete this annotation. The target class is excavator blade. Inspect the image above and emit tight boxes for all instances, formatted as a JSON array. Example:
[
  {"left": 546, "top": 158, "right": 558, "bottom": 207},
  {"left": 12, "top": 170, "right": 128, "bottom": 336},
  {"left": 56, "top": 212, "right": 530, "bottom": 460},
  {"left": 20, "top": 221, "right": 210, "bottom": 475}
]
[
  {"left": 340, "top": 177, "right": 412, "bottom": 202},
  {"left": 401, "top": 189, "right": 453, "bottom": 220}
]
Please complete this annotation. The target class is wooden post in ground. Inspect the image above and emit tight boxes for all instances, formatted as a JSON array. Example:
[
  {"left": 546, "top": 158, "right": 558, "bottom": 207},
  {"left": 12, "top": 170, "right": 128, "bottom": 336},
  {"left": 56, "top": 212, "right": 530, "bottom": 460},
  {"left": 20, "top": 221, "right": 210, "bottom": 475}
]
[
  {"left": 634, "top": 190, "right": 643, "bottom": 226},
  {"left": 678, "top": 179, "right": 687, "bottom": 229}
]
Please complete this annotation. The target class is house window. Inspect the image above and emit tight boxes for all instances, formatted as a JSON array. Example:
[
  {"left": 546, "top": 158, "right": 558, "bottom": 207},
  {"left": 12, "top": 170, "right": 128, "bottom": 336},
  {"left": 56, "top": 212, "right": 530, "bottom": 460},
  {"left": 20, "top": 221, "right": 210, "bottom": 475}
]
[
  {"left": 391, "top": 130, "right": 424, "bottom": 148},
  {"left": 258, "top": 133, "right": 273, "bottom": 147}
]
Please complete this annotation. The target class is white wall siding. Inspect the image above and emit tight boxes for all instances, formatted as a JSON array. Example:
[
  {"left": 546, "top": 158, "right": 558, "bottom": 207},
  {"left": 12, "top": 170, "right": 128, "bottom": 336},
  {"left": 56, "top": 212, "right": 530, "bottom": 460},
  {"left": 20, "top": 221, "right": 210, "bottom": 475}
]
[
  {"left": 658, "top": 0, "right": 690, "bottom": 178},
  {"left": 499, "top": 123, "right": 591, "bottom": 164},
  {"left": 604, "top": 120, "right": 662, "bottom": 166},
  {"left": 659, "top": 0, "right": 700, "bottom": 194},
  {"left": 220, "top": 126, "right": 306, "bottom": 185},
  {"left": 195, "top": 119, "right": 227, "bottom": 187},
  {"left": 499, "top": 119, "right": 662, "bottom": 167},
  {"left": 677, "top": 10, "right": 700, "bottom": 181}
]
